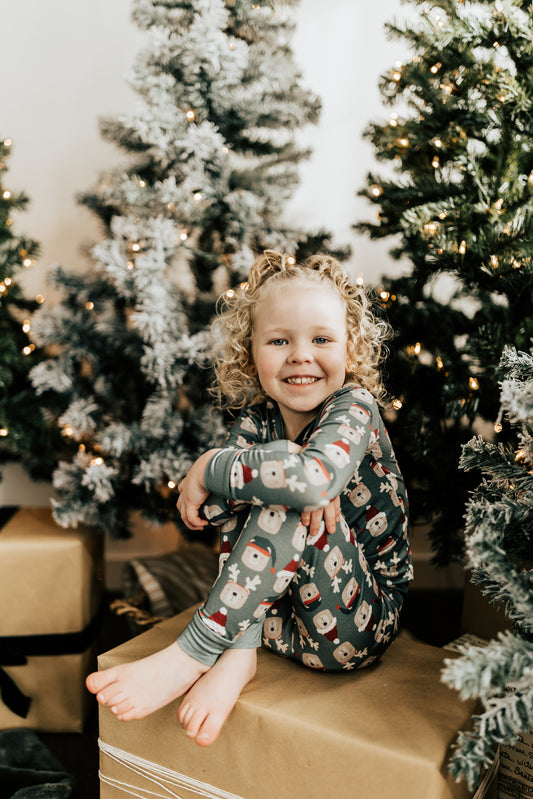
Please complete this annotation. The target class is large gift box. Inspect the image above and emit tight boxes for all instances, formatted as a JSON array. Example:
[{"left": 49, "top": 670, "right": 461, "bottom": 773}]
[
  {"left": 98, "top": 607, "right": 479, "bottom": 799},
  {"left": 0, "top": 507, "right": 103, "bottom": 732}
]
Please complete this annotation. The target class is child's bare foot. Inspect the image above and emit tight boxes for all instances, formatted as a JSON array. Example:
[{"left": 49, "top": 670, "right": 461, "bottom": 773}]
[
  {"left": 177, "top": 647, "right": 257, "bottom": 747},
  {"left": 86, "top": 641, "right": 210, "bottom": 721}
]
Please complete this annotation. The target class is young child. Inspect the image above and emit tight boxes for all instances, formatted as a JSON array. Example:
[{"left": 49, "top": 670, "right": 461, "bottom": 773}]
[{"left": 86, "top": 251, "right": 413, "bottom": 747}]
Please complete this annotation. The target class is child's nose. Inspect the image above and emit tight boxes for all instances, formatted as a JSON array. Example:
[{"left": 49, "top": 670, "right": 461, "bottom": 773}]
[{"left": 288, "top": 342, "right": 313, "bottom": 363}]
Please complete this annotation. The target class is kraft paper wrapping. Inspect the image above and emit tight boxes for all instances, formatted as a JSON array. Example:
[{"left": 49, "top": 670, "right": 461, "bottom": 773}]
[
  {"left": 98, "top": 608, "right": 476, "bottom": 799},
  {"left": 0, "top": 507, "right": 104, "bottom": 732}
]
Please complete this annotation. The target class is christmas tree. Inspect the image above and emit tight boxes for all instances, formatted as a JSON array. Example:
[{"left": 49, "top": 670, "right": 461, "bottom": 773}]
[
  {"left": 441, "top": 346, "right": 533, "bottom": 790},
  {"left": 356, "top": 0, "right": 533, "bottom": 563},
  {"left": 0, "top": 138, "right": 60, "bottom": 480},
  {"left": 29, "top": 0, "right": 333, "bottom": 538}
]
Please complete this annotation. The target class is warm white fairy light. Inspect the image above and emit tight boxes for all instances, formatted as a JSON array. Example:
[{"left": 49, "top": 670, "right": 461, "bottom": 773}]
[
  {"left": 180, "top": 232, "right": 188, "bottom": 241},
  {"left": 398, "top": 137, "right": 409, "bottom": 148},
  {"left": 91, "top": 457, "right": 104, "bottom": 466},
  {"left": 389, "top": 114, "right": 398, "bottom": 127},
  {"left": 86, "top": 301, "right": 94, "bottom": 310},
  {"left": 469, "top": 377, "right": 479, "bottom": 390},
  {"left": 193, "top": 192, "right": 203, "bottom": 201},
  {"left": 459, "top": 241, "right": 466, "bottom": 254},
  {"left": 430, "top": 62, "right": 442, "bottom": 74},
  {"left": 22, "top": 319, "right": 31, "bottom": 333},
  {"left": 186, "top": 110, "right": 195, "bottom": 122},
  {"left": 490, "top": 255, "right": 499, "bottom": 269},
  {"left": 0, "top": 428, "right": 8, "bottom": 437},
  {"left": 380, "top": 290, "right": 390, "bottom": 301},
  {"left": 356, "top": 273, "right": 364, "bottom": 287},
  {"left": 226, "top": 289, "right": 235, "bottom": 299},
  {"left": 432, "top": 156, "right": 440, "bottom": 168},
  {"left": 132, "top": 242, "right": 141, "bottom": 252},
  {"left": 3, "top": 190, "right": 11, "bottom": 199},
  {"left": 127, "top": 261, "right": 134, "bottom": 270},
  {"left": 63, "top": 425, "right": 74, "bottom": 438},
  {"left": 167, "top": 480, "right": 176, "bottom": 489},
  {"left": 392, "top": 399, "right": 403, "bottom": 410},
  {"left": 22, "top": 258, "right": 32, "bottom": 267},
  {"left": 370, "top": 184, "right": 382, "bottom": 197},
  {"left": 23, "top": 343, "right": 35, "bottom": 356},
  {"left": 286, "top": 255, "right": 296, "bottom": 265},
  {"left": 494, "top": 421, "right": 503, "bottom": 433},
  {"left": 3, "top": 139, "right": 11, "bottom": 147}
]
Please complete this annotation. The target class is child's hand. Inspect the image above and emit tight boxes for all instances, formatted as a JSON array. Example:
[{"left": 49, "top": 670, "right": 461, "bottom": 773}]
[
  {"left": 177, "top": 449, "right": 221, "bottom": 531},
  {"left": 301, "top": 496, "right": 341, "bottom": 536}
]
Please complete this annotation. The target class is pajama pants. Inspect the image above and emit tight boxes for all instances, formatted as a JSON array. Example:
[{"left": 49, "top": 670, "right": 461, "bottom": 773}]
[{"left": 177, "top": 500, "right": 405, "bottom": 672}]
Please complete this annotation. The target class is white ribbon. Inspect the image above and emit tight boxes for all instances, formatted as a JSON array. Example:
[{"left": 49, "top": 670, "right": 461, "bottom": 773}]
[{"left": 98, "top": 739, "right": 246, "bottom": 799}]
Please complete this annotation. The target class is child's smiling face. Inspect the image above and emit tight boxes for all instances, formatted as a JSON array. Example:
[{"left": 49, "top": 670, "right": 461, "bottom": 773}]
[{"left": 251, "top": 279, "right": 348, "bottom": 440}]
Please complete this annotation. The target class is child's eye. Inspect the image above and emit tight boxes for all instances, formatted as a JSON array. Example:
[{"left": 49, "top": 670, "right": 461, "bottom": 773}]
[
  {"left": 270, "top": 338, "right": 287, "bottom": 346},
  {"left": 314, "top": 336, "right": 330, "bottom": 344}
]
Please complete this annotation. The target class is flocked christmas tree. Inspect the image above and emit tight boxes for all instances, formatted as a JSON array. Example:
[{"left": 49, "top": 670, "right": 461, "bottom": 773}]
[
  {"left": 356, "top": 0, "right": 533, "bottom": 564},
  {"left": 441, "top": 345, "right": 533, "bottom": 790},
  {"left": 29, "top": 0, "right": 339, "bottom": 538},
  {"left": 0, "top": 138, "right": 61, "bottom": 480}
]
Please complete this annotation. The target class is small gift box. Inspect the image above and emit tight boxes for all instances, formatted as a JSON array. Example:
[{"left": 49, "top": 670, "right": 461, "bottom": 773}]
[
  {"left": 97, "top": 607, "right": 479, "bottom": 799},
  {"left": 0, "top": 507, "right": 103, "bottom": 732}
]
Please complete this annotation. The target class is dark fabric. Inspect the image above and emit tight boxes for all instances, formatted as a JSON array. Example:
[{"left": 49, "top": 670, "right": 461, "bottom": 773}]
[
  {"left": 0, "top": 728, "right": 74, "bottom": 799},
  {"left": 120, "top": 542, "right": 219, "bottom": 623}
]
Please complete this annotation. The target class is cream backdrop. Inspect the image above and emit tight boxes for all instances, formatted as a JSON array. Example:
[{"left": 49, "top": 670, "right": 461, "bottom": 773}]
[{"left": 1, "top": 0, "right": 412, "bottom": 505}]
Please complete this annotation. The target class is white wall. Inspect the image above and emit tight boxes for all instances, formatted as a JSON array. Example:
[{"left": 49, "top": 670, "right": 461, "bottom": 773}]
[{"left": 0, "top": 0, "right": 411, "bottom": 507}]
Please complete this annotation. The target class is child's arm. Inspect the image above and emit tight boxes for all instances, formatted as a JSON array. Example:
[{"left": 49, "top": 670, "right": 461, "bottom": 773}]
[{"left": 202, "top": 386, "right": 379, "bottom": 512}]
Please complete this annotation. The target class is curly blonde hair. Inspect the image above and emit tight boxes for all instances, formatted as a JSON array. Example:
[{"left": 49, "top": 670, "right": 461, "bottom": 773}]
[{"left": 211, "top": 250, "right": 392, "bottom": 410}]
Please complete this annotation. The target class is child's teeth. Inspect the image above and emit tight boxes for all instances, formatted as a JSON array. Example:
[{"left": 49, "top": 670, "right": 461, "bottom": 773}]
[{"left": 286, "top": 377, "right": 317, "bottom": 384}]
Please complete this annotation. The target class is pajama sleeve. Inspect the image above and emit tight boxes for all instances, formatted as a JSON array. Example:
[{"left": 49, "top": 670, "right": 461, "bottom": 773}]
[{"left": 204, "top": 385, "right": 378, "bottom": 512}]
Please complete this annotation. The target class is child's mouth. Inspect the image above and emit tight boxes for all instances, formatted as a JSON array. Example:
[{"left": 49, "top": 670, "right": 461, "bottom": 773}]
[{"left": 284, "top": 377, "right": 319, "bottom": 385}]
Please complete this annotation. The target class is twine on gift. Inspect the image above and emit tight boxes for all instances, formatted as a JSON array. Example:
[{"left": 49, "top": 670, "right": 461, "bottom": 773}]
[{"left": 98, "top": 739, "right": 246, "bottom": 799}]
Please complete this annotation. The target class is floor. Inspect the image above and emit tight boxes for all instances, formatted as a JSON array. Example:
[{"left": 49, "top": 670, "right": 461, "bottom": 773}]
[{"left": 32, "top": 588, "right": 465, "bottom": 799}]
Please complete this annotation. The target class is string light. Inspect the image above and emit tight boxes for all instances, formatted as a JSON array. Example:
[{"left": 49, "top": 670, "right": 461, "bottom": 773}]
[
  {"left": 370, "top": 184, "right": 382, "bottom": 197},
  {"left": 226, "top": 289, "right": 235, "bottom": 299},
  {"left": 35, "top": 294, "right": 45, "bottom": 304},
  {"left": 432, "top": 156, "right": 440, "bottom": 168},
  {"left": 132, "top": 242, "right": 141, "bottom": 252},
  {"left": 22, "top": 258, "right": 32, "bottom": 267},
  {"left": 22, "top": 319, "right": 31, "bottom": 334},
  {"left": 3, "top": 190, "right": 11, "bottom": 199},
  {"left": 23, "top": 343, "right": 35, "bottom": 356},
  {"left": 515, "top": 449, "right": 525, "bottom": 462},
  {"left": 179, "top": 232, "right": 188, "bottom": 241},
  {"left": 167, "top": 480, "right": 176, "bottom": 489},
  {"left": 490, "top": 255, "right": 499, "bottom": 269},
  {"left": 186, "top": 110, "right": 195, "bottom": 122},
  {"left": 356, "top": 274, "right": 364, "bottom": 287},
  {"left": 91, "top": 457, "right": 104, "bottom": 466},
  {"left": 430, "top": 62, "right": 442, "bottom": 74},
  {"left": 389, "top": 114, "right": 398, "bottom": 127},
  {"left": 0, "top": 427, "right": 8, "bottom": 437},
  {"left": 3, "top": 139, "right": 12, "bottom": 147},
  {"left": 436, "top": 357, "right": 444, "bottom": 370},
  {"left": 459, "top": 241, "right": 466, "bottom": 254},
  {"left": 286, "top": 256, "right": 296, "bottom": 265},
  {"left": 85, "top": 301, "right": 94, "bottom": 310},
  {"left": 392, "top": 399, "right": 403, "bottom": 410},
  {"left": 193, "top": 192, "right": 203, "bottom": 201},
  {"left": 63, "top": 426, "right": 74, "bottom": 438},
  {"left": 469, "top": 377, "right": 479, "bottom": 390},
  {"left": 494, "top": 422, "right": 503, "bottom": 433},
  {"left": 127, "top": 261, "right": 134, "bottom": 270},
  {"left": 397, "top": 137, "right": 409, "bottom": 148},
  {"left": 433, "top": 138, "right": 443, "bottom": 148}
]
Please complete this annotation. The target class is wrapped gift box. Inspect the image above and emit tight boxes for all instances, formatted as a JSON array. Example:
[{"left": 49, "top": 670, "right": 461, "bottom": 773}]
[
  {"left": 0, "top": 507, "right": 103, "bottom": 732},
  {"left": 98, "top": 607, "right": 478, "bottom": 799}
]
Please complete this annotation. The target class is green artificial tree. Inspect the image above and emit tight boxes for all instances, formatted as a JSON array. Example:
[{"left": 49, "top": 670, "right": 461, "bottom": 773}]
[
  {"left": 356, "top": 0, "right": 533, "bottom": 564},
  {"left": 0, "top": 138, "right": 60, "bottom": 480},
  {"left": 30, "top": 0, "right": 340, "bottom": 538},
  {"left": 441, "top": 346, "right": 533, "bottom": 790}
]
